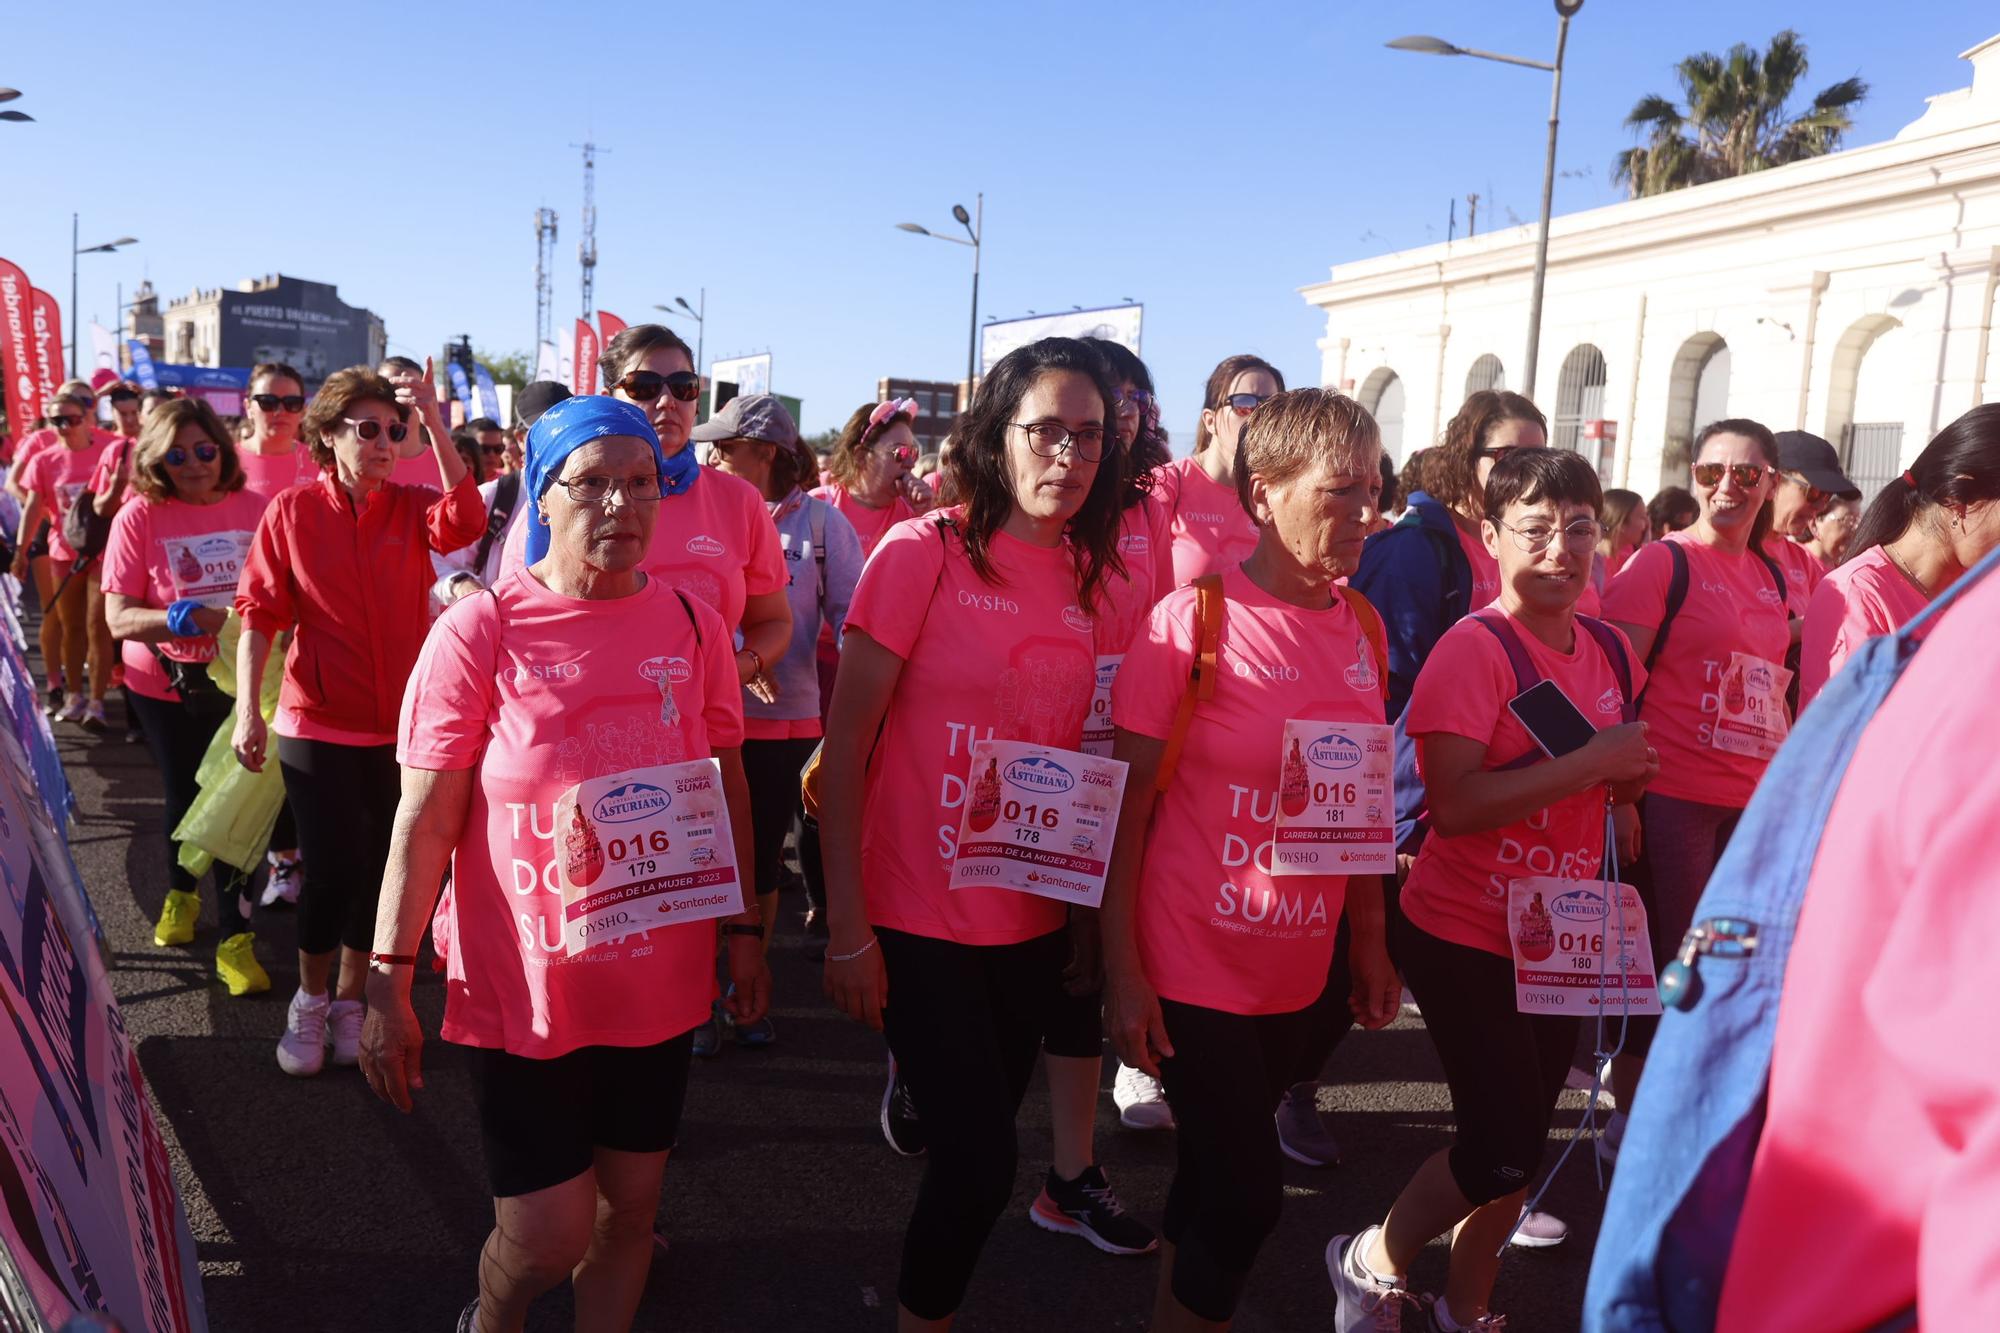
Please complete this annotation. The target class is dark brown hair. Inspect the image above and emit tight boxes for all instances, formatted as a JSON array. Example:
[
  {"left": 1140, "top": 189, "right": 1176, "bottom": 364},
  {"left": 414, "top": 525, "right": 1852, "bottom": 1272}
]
[
  {"left": 249, "top": 361, "right": 305, "bottom": 394},
  {"left": 598, "top": 324, "right": 695, "bottom": 390},
  {"left": 302, "top": 367, "right": 400, "bottom": 469},
  {"left": 1192, "top": 353, "right": 1285, "bottom": 455},
  {"left": 1482, "top": 446, "right": 1602, "bottom": 526},
  {"left": 827, "top": 402, "right": 916, "bottom": 490},
  {"left": 131, "top": 398, "right": 246, "bottom": 502},
  {"left": 1692, "top": 418, "right": 1781, "bottom": 551},
  {"left": 1648, "top": 486, "right": 1698, "bottom": 535},
  {"left": 1847, "top": 402, "right": 2000, "bottom": 563},
  {"left": 1434, "top": 391, "right": 1547, "bottom": 515}
]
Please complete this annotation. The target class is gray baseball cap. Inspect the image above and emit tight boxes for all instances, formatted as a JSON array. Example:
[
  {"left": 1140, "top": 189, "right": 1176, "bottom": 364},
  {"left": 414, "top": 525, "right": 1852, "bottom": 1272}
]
[{"left": 690, "top": 393, "right": 798, "bottom": 449}]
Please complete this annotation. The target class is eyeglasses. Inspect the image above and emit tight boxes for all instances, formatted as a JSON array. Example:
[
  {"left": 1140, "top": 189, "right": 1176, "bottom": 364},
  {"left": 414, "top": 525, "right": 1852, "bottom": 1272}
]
[
  {"left": 1498, "top": 517, "right": 1602, "bottom": 554},
  {"left": 342, "top": 418, "right": 411, "bottom": 444},
  {"left": 551, "top": 473, "right": 664, "bottom": 505},
  {"left": 1692, "top": 461, "right": 1769, "bottom": 489},
  {"left": 1113, "top": 389, "right": 1154, "bottom": 410},
  {"left": 1478, "top": 445, "right": 1533, "bottom": 462},
  {"left": 1781, "top": 472, "right": 1829, "bottom": 506},
  {"left": 250, "top": 392, "right": 307, "bottom": 414},
  {"left": 164, "top": 443, "right": 221, "bottom": 467},
  {"left": 615, "top": 370, "right": 702, "bottom": 404},
  {"left": 50, "top": 413, "right": 85, "bottom": 429},
  {"left": 1224, "top": 392, "right": 1272, "bottom": 414},
  {"left": 1011, "top": 422, "right": 1106, "bottom": 462}
]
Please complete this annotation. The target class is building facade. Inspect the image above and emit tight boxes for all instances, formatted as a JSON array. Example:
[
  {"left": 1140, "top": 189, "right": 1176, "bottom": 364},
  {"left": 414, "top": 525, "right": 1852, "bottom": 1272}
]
[
  {"left": 1301, "top": 32, "right": 2000, "bottom": 501},
  {"left": 876, "top": 377, "right": 966, "bottom": 452},
  {"left": 160, "top": 274, "right": 386, "bottom": 389}
]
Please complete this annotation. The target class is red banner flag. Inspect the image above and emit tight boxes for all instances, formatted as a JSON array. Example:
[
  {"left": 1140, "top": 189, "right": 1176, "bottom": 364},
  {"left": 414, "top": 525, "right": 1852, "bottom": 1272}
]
[
  {"left": 597, "top": 309, "right": 627, "bottom": 348},
  {"left": 574, "top": 318, "right": 599, "bottom": 397},
  {"left": 0, "top": 258, "right": 37, "bottom": 443},
  {"left": 28, "top": 288, "right": 67, "bottom": 413}
]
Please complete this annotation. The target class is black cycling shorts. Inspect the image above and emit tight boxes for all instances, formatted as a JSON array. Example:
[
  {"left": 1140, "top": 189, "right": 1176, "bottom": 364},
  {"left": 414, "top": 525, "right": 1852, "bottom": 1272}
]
[{"left": 471, "top": 1033, "right": 693, "bottom": 1198}]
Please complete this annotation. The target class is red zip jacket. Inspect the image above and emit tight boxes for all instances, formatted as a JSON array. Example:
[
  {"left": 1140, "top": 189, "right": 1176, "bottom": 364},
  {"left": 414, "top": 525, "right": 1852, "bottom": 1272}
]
[{"left": 236, "top": 473, "right": 484, "bottom": 741}]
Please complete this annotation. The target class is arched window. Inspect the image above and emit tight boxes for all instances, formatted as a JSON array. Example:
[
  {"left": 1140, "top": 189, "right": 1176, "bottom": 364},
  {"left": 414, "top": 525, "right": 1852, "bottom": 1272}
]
[
  {"left": 1552, "top": 345, "right": 1608, "bottom": 455},
  {"left": 1661, "top": 333, "right": 1729, "bottom": 485},
  {"left": 1464, "top": 354, "right": 1506, "bottom": 397},
  {"left": 1357, "top": 367, "right": 1406, "bottom": 461},
  {"left": 1826, "top": 317, "right": 1909, "bottom": 501}
]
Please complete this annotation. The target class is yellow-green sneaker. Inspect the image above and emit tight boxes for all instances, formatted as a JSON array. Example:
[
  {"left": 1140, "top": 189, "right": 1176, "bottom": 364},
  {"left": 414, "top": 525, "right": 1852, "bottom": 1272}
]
[
  {"left": 215, "top": 932, "right": 271, "bottom": 997},
  {"left": 153, "top": 890, "right": 200, "bottom": 947}
]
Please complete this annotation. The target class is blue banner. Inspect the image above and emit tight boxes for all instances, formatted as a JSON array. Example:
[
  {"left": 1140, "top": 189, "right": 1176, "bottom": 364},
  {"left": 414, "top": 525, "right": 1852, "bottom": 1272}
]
[
  {"left": 473, "top": 365, "right": 502, "bottom": 424},
  {"left": 446, "top": 361, "right": 472, "bottom": 415},
  {"left": 124, "top": 341, "right": 158, "bottom": 392},
  {"left": 144, "top": 365, "right": 249, "bottom": 391}
]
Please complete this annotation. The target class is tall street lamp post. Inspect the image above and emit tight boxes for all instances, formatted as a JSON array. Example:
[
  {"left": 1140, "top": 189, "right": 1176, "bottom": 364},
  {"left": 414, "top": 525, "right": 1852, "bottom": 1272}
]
[
  {"left": 653, "top": 290, "right": 706, "bottom": 376},
  {"left": 72, "top": 215, "right": 138, "bottom": 374},
  {"left": 896, "top": 193, "right": 983, "bottom": 388}
]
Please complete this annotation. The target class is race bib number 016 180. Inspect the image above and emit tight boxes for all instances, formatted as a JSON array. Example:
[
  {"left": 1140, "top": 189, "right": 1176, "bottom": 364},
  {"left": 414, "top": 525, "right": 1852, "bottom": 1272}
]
[
  {"left": 949, "top": 739, "right": 1128, "bottom": 907},
  {"left": 1272, "top": 719, "right": 1396, "bottom": 875},
  {"left": 552, "top": 759, "right": 744, "bottom": 956},
  {"left": 1508, "top": 877, "right": 1661, "bottom": 1017}
]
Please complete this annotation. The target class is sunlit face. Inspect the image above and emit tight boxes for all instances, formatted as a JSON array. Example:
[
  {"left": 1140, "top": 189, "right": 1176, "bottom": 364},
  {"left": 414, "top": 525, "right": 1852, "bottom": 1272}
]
[
  {"left": 1486, "top": 493, "right": 1598, "bottom": 617},
  {"left": 612, "top": 345, "right": 698, "bottom": 457},
  {"left": 329, "top": 397, "right": 402, "bottom": 485},
  {"left": 1250, "top": 445, "right": 1384, "bottom": 584},
  {"left": 1691, "top": 433, "right": 1776, "bottom": 535},
  {"left": 537, "top": 436, "right": 660, "bottom": 574},
  {"left": 110, "top": 393, "right": 141, "bottom": 436},
  {"left": 1810, "top": 497, "right": 1858, "bottom": 560},
  {"left": 1004, "top": 369, "right": 1103, "bottom": 525},
  {"left": 1772, "top": 471, "right": 1829, "bottom": 537},
  {"left": 1201, "top": 368, "right": 1281, "bottom": 459},
  {"left": 1619, "top": 504, "right": 1650, "bottom": 549},
  {"left": 857, "top": 419, "right": 916, "bottom": 501},
  {"left": 246, "top": 373, "right": 304, "bottom": 446},
  {"left": 47, "top": 401, "right": 91, "bottom": 444},
  {"left": 160, "top": 420, "right": 222, "bottom": 501},
  {"left": 1473, "top": 418, "right": 1548, "bottom": 491},
  {"left": 1950, "top": 499, "right": 2000, "bottom": 571}
]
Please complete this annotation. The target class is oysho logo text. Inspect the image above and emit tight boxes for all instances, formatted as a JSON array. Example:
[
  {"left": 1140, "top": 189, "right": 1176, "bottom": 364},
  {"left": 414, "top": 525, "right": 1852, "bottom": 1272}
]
[
  {"left": 1234, "top": 661, "right": 1301, "bottom": 682},
  {"left": 506, "top": 661, "right": 581, "bottom": 682},
  {"left": 957, "top": 590, "right": 1020, "bottom": 614}
]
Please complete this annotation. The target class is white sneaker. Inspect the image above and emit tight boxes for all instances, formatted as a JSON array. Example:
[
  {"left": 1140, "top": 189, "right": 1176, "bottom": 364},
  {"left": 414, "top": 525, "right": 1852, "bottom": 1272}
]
[
  {"left": 1327, "top": 1227, "right": 1416, "bottom": 1333},
  {"left": 259, "top": 853, "right": 302, "bottom": 907},
  {"left": 1112, "top": 1060, "right": 1174, "bottom": 1131},
  {"left": 327, "top": 999, "right": 364, "bottom": 1066},
  {"left": 276, "top": 988, "right": 329, "bottom": 1076},
  {"left": 56, "top": 693, "right": 87, "bottom": 724}
]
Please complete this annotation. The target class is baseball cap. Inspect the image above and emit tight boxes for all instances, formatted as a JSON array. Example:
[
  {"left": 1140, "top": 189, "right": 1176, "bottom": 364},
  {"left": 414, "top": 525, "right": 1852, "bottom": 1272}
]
[
  {"left": 514, "top": 380, "right": 573, "bottom": 430},
  {"left": 1773, "top": 431, "right": 1858, "bottom": 498},
  {"left": 689, "top": 393, "right": 798, "bottom": 449}
]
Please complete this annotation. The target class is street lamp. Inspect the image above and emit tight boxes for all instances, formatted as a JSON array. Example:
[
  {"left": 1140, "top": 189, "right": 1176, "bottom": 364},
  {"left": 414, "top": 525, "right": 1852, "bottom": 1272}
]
[
  {"left": 895, "top": 193, "right": 982, "bottom": 386},
  {"left": 72, "top": 215, "right": 138, "bottom": 372},
  {"left": 652, "top": 290, "right": 706, "bottom": 376},
  {"left": 1388, "top": 0, "right": 1582, "bottom": 399}
]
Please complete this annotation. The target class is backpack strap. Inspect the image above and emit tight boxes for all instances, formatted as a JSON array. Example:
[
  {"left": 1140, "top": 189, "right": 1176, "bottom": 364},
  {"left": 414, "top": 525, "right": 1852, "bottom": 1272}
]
[
  {"left": 1754, "top": 546, "right": 1787, "bottom": 608},
  {"left": 473, "top": 471, "right": 521, "bottom": 575},
  {"left": 1154, "top": 575, "right": 1224, "bottom": 794},
  {"left": 1640, "top": 540, "right": 1691, "bottom": 683},
  {"left": 1576, "top": 614, "right": 1639, "bottom": 724},
  {"left": 671, "top": 587, "right": 702, "bottom": 646},
  {"left": 1335, "top": 585, "right": 1390, "bottom": 704},
  {"left": 1469, "top": 610, "right": 1542, "bottom": 697},
  {"left": 809, "top": 495, "right": 828, "bottom": 611}
]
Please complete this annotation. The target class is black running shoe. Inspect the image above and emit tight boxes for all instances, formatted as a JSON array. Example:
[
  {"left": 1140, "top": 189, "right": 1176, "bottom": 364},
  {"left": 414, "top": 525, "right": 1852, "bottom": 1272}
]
[
  {"left": 1029, "top": 1164, "right": 1159, "bottom": 1255},
  {"left": 879, "top": 1057, "right": 925, "bottom": 1156}
]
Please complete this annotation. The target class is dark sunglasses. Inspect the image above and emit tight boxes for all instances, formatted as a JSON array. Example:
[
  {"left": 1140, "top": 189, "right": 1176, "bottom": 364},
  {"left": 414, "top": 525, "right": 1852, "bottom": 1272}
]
[
  {"left": 1692, "top": 461, "right": 1769, "bottom": 489},
  {"left": 479, "top": 443, "right": 507, "bottom": 456},
  {"left": 250, "top": 392, "right": 307, "bottom": 413},
  {"left": 165, "top": 443, "right": 221, "bottom": 467},
  {"left": 1782, "top": 472, "right": 1829, "bottom": 506},
  {"left": 616, "top": 370, "right": 702, "bottom": 404},
  {"left": 50, "top": 413, "right": 85, "bottom": 429},
  {"left": 342, "top": 418, "right": 411, "bottom": 444},
  {"left": 1224, "top": 392, "right": 1273, "bottom": 414}
]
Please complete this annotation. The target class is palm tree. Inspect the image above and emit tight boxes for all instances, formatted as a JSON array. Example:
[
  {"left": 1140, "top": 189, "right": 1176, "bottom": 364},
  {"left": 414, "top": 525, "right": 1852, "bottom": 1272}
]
[{"left": 1614, "top": 30, "right": 1867, "bottom": 197}]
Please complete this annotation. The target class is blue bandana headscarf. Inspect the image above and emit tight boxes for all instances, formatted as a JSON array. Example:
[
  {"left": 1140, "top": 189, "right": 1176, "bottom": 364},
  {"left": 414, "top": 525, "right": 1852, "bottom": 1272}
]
[{"left": 522, "top": 395, "right": 699, "bottom": 564}]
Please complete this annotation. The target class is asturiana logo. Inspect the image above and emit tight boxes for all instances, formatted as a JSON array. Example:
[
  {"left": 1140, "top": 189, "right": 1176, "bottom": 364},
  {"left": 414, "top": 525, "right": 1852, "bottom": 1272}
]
[
  {"left": 638, "top": 655, "right": 693, "bottom": 686},
  {"left": 1062, "top": 606, "right": 1094, "bottom": 634},
  {"left": 1550, "top": 887, "right": 1607, "bottom": 922},
  {"left": 1306, "top": 733, "right": 1363, "bottom": 772},
  {"left": 593, "top": 782, "right": 672, "bottom": 824},
  {"left": 686, "top": 534, "right": 726, "bottom": 557},
  {"left": 1597, "top": 688, "right": 1624, "bottom": 715},
  {"left": 1003, "top": 756, "right": 1075, "bottom": 795}
]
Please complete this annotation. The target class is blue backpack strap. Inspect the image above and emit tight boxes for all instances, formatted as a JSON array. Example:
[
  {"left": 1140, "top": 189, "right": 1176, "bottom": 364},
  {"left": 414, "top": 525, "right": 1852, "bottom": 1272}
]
[{"left": 1576, "top": 614, "right": 1639, "bottom": 724}]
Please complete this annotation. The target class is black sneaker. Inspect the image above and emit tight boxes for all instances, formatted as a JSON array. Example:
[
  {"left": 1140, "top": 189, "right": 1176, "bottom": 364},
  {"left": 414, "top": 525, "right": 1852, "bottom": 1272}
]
[
  {"left": 1029, "top": 1164, "right": 1158, "bottom": 1255},
  {"left": 880, "top": 1057, "right": 925, "bottom": 1156}
]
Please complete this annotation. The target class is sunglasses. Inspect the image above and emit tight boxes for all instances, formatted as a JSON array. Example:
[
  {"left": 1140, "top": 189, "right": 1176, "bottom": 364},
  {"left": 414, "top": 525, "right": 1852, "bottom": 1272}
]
[
  {"left": 50, "top": 413, "right": 85, "bottom": 429},
  {"left": 875, "top": 441, "right": 917, "bottom": 465},
  {"left": 165, "top": 443, "right": 221, "bottom": 467},
  {"left": 1113, "top": 389, "right": 1154, "bottom": 409},
  {"left": 1692, "top": 461, "right": 1769, "bottom": 489},
  {"left": 1782, "top": 472, "right": 1829, "bottom": 506},
  {"left": 480, "top": 444, "right": 507, "bottom": 457},
  {"left": 342, "top": 417, "right": 411, "bottom": 444},
  {"left": 250, "top": 392, "right": 307, "bottom": 413},
  {"left": 616, "top": 370, "right": 702, "bottom": 404},
  {"left": 1224, "top": 392, "right": 1273, "bottom": 414}
]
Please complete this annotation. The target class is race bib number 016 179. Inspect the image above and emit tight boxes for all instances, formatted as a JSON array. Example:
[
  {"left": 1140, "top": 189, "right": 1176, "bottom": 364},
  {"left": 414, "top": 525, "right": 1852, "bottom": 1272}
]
[{"left": 949, "top": 739, "right": 1128, "bottom": 907}]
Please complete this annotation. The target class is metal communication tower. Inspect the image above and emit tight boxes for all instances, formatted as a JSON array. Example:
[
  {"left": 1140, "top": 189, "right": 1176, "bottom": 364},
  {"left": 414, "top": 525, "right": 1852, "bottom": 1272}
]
[
  {"left": 571, "top": 140, "right": 600, "bottom": 323},
  {"left": 533, "top": 207, "right": 558, "bottom": 353}
]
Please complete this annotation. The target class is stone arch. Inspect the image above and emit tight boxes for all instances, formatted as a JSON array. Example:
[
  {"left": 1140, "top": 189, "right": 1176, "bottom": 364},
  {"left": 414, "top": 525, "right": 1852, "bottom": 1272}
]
[
  {"left": 1464, "top": 353, "right": 1506, "bottom": 397},
  {"left": 1825, "top": 315, "right": 1909, "bottom": 499},
  {"left": 1551, "top": 344, "right": 1608, "bottom": 455},
  {"left": 1661, "top": 332, "right": 1729, "bottom": 485},
  {"left": 1357, "top": 367, "right": 1406, "bottom": 460}
]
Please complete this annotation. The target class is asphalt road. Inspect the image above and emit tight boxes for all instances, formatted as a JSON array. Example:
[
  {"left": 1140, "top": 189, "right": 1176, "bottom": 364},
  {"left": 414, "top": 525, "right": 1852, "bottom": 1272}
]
[{"left": 51, "top": 660, "right": 1608, "bottom": 1332}]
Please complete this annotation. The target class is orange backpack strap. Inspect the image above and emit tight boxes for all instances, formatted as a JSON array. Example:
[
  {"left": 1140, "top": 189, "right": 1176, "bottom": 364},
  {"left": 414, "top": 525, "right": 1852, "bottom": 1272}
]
[
  {"left": 1336, "top": 585, "right": 1390, "bottom": 704},
  {"left": 1154, "top": 575, "right": 1225, "bottom": 794}
]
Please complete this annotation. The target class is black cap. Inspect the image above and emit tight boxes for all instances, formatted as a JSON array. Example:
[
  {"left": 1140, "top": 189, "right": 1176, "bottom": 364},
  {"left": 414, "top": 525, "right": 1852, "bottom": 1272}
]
[
  {"left": 515, "top": 380, "right": 573, "bottom": 429},
  {"left": 1773, "top": 431, "right": 1857, "bottom": 497}
]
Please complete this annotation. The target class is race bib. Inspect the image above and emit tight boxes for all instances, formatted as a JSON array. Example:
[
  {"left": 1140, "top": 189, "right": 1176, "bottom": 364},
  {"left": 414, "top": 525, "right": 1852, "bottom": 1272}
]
[
  {"left": 1711, "top": 651, "right": 1791, "bottom": 761},
  {"left": 552, "top": 759, "right": 744, "bottom": 956},
  {"left": 1508, "top": 877, "right": 1660, "bottom": 1017},
  {"left": 164, "top": 530, "right": 254, "bottom": 608},
  {"left": 1272, "top": 719, "right": 1396, "bottom": 876},
  {"left": 949, "top": 739, "right": 1128, "bottom": 907},
  {"left": 1081, "top": 654, "right": 1122, "bottom": 758}
]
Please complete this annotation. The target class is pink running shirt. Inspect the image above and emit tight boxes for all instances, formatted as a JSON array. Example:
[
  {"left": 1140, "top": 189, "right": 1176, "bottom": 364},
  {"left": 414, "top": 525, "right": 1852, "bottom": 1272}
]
[
  {"left": 1761, "top": 533, "right": 1823, "bottom": 618},
  {"left": 1094, "top": 497, "right": 1174, "bottom": 657},
  {"left": 1400, "top": 611, "right": 1644, "bottom": 958},
  {"left": 1113, "top": 567, "right": 1385, "bottom": 1015},
  {"left": 811, "top": 483, "right": 916, "bottom": 560},
  {"left": 1455, "top": 524, "right": 1501, "bottom": 610},
  {"left": 1599, "top": 532, "right": 1790, "bottom": 809},
  {"left": 19, "top": 437, "right": 112, "bottom": 563},
  {"left": 238, "top": 444, "right": 318, "bottom": 502},
  {"left": 844, "top": 514, "right": 1095, "bottom": 945},
  {"left": 100, "top": 489, "right": 271, "bottom": 702},
  {"left": 1796, "top": 546, "right": 1930, "bottom": 711},
  {"left": 1150, "top": 456, "right": 1257, "bottom": 590},
  {"left": 398, "top": 569, "right": 743, "bottom": 1058}
]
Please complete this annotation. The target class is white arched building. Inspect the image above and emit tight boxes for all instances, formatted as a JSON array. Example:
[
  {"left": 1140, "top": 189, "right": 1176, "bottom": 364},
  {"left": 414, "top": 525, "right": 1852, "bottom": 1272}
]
[{"left": 1303, "top": 32, "right": 2000, "bottom": 501}]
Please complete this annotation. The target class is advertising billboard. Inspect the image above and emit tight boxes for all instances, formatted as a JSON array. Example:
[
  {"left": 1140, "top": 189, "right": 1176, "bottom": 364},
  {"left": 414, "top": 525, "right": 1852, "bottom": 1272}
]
[
  {"left": 979, "top": 304, "right": 1142, "bottom": 376},
  {"left": 709, "top": 353, "right": 772, "bottom": 415},
  {"left": 208, "top": 277, "right": 380, "bottom": 388}
]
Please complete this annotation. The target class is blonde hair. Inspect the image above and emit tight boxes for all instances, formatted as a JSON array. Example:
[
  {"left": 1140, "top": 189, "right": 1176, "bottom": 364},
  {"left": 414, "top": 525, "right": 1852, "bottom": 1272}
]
[{"left": 1233, "top": 387, "right": 1381, "bottom": 517}]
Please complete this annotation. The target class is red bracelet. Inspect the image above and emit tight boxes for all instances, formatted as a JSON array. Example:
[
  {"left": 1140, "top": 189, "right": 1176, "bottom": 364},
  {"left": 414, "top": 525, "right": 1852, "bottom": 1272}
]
[{"left": 369, "top": 952, "right": 419, "bottom": 966}]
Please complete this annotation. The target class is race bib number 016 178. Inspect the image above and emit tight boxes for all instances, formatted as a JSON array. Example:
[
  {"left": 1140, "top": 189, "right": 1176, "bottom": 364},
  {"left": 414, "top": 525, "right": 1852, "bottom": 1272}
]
[{"left": 949, "top": 739, "right": 1128, "bottom": 908}]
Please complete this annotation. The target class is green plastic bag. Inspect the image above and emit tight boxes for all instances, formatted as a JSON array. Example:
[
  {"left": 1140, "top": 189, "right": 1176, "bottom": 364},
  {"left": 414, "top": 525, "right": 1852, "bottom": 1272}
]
[{"left": 173, "top": 617, "right": 290, "bottom": 878}]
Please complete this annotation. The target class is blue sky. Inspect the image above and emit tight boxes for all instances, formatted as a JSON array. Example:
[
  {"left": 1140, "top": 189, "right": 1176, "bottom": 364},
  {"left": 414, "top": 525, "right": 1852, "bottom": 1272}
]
[{"left": 2, "top": 1, "right": 1993, "bottom": 441}]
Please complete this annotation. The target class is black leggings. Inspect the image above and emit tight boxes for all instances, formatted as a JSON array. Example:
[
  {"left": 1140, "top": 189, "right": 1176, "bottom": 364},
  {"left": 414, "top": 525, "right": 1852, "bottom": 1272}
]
[
  {"left": 1156, "top": 997, "right": 1317, "bottom": 1321},
  {"left": 878, "top": 926, "right": 1065, "bottom": 1320},
  {"left": 127, "top": 688, "right": 235, "bottom": 903},
  {"left": 1394, "top": 912, "right": 1579, "bottom": 1206},
  {"left": 740, "top": 736, "right": 818, "bottom": 896},
  {"left": 1292, "top": 912, "right": 1355, "bottom": 1084},
  {"left": 276, "top": 736, "right": 399, "bottom": 956}
]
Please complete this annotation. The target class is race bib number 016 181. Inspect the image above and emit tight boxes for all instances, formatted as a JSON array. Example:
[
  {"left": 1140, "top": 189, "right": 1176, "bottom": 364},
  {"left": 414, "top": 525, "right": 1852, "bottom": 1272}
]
[
  {"left": 1272, "top": 719, "right": 1396, "bottom": 876},
  {"left": 552, "top": 758, "right": 744, "bottom": 956},
  {"left": 949, "top": 739, "right": 1128, "bottom": 908},
  {"left": 1507, "top": 877, "right": 1660, "bottom": 1018}
]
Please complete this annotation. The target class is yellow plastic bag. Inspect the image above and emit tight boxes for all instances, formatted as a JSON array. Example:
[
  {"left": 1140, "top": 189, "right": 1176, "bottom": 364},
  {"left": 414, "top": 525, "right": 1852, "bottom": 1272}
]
[{"left": 173, "top": 618, "right": 290, "bottom": 878}]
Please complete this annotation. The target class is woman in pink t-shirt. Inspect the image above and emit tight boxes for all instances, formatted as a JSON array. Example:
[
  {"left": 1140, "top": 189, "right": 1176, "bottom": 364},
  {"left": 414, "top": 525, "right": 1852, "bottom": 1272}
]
[
  {"left": 1599, "top": 418, "right": 1791, "bottom": 1121},
  {"left": 10, "top": 384, "right": 117, "bottom": 726},
  {"left": 236, "top": 361, "right": 316, "bottom": 501},
  {"left": 1799, "top": 406, "right": 2000, "bottom": 709},
  {"left": 361, "top": 395, "right": 769, "bottom": 1333},
  {"left": 1151, "top": 352, "right": 1282, "bottom": 589},
  {"left": 811, "top": 398, "right": 936, "bottom": 558},
  {"left": 101, "top": 400, "right": 272, "bottom": 992},
  {"left": 819, "top": 338, "right": 1130, "bottom": 1327},
  {"left": 1104, "top": 388, "right": 1401, "bottom": 1329},
  {"left": 1329, "top": 450, "right": 1657, "bottom": 1333}
]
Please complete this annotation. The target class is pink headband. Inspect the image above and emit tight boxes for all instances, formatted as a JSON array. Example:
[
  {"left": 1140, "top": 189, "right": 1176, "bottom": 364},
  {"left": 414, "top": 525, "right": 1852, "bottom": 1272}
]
[{"left": 869, "top": 398, "right": 918, "bottom": 432}]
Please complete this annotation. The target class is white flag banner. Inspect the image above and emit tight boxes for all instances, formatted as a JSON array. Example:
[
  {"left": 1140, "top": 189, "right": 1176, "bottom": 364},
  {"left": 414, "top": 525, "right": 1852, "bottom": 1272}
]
[
  {"left": 536, "top": 340, "right": 561, "bottom": 383},
  {"left": 90, "top": 322, "right": 118, "bottom": 372}
]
